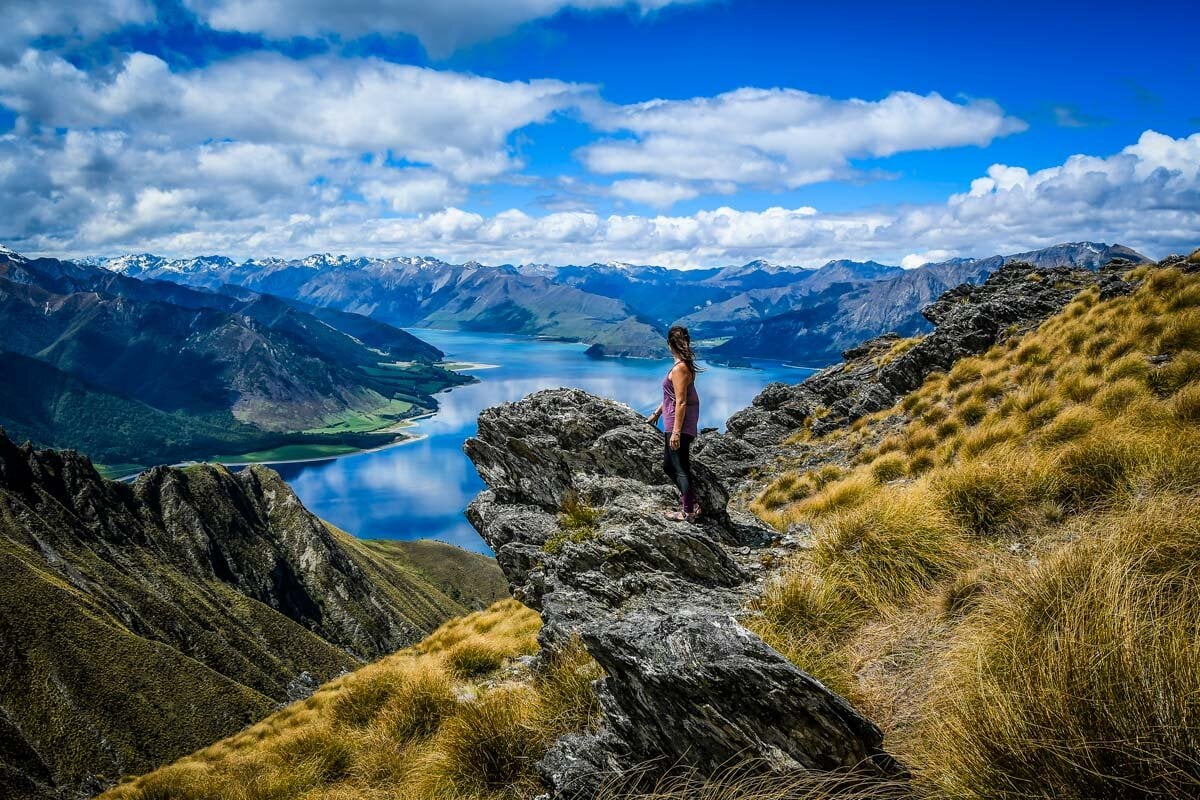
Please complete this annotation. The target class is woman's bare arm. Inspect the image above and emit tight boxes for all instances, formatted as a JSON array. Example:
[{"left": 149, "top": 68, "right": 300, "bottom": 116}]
[{"left": 670, "top": 364, "right": 689, "bottom": 438}]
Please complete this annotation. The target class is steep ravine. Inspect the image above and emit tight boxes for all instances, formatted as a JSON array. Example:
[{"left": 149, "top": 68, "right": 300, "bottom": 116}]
[{"left": 463, "top": 257, "right": 1144, "bottom": 798}]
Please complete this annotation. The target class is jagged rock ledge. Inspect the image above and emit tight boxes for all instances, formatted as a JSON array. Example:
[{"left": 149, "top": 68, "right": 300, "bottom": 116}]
[
  {"left": 464, "top": 391, "right": 903, "bottom": 797},
  {"left": 463, "top": 259, "right": 1142, "bottom": 798}
]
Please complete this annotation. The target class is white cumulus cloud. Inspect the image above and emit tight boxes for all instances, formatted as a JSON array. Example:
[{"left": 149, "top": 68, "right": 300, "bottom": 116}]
[
  {"left": 10, "top": 129, "right": 1197, "bottom": 267},
  {"left": 185, "top": 0, "right": 707, "bottom": 57},
  {"left": 0, "top": 0, "right": 155, "bottom": 59},
  {"left": 0, "top": 50, "right": 588, "bottom": 182},
  {"left": 577, "top": 88, "right": 1027, "bottom": 195}
]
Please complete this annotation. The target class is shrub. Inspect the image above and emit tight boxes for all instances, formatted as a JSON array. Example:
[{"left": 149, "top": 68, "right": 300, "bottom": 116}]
[
  {"left": 535, "top": 639, "right": 603, "bottom": 734},
  {"left": 1160, "top": 309, "right": 1200, "bottom": 352},
  {"left": 1037, "top": 405, "right": 1097, "bottom": 446},
  {"left": 276, "top": 724, "right": 354, "bottom": 783},
  {"left": 939, "top": 567, "right": 991, "bottom": 618},
  {"left": 1094, "top": 377, "right": 1149, "bottom": 415},
  {"left": 749, "top": 570, "right": 861, "bottom": 696},
  {"left": 559, "top": 491, "right": 600, "bottom": 533},
  {"left": 1104, "top": 353, "right": 1150, "bottom": 382},
  {"left": 331, "top": 669, "right": 409, "bottom": 729},
  {"left": 947, "top": 359, "right": 983, "bottom": 389},
  {"left": 1170, "top": 382, "right": 1200, "bottom": 423},
  {"left": 374, "top": 666, "right": 457, "bottom": 741},
  {"left": 956, "top": 399, "right": 987, "bottom": 426},
  {"left": 445, "top": 636, "right": 509, "bottom": 678},
  {"left": 1058, "top": 370, "right": 1102, "bottom": 402},
  {"left": 421, "top": 686, "right": 547, "bottom": 796},
  {"left": 935, "top": 419, "right": 961, "bottom": 439},
  {"left": 1054, "top": 431, "right": 1141, "bottom": 508},
  {"left": 934, "top": 452, "right": 1054, "bottom": 537},
  {"left": 907, "top": 450, "right": 936, "bottom": 476},
  {"left": 1149, "top": 351, "right": 1200, "bottom": 395},
  {"left": 790, "top": 473, "right": 875, "bottom": 518}
]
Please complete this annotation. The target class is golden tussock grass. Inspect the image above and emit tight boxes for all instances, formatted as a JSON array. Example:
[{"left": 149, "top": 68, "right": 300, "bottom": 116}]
[
  {"left": 103, "top": 599, "right": 598, "bottom": 800},
  {"left": 749, "top": 263, "right": 1200, "bottom": 798}
]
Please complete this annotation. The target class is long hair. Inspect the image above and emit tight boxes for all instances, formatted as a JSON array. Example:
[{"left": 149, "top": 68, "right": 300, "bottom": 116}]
[{"left": 667, "top": 325, "right": 704, "bottom": 375}]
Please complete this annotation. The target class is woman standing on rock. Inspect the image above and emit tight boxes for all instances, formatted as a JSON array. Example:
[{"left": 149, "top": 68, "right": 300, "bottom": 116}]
[{"left": 649, "top": 325, "right": 703, "bottom": 521}]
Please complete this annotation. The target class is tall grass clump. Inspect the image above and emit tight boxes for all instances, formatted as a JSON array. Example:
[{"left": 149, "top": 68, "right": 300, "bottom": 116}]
[
  {"left": 811, "top": 487, "right": 970, "bottom": 611},
  {"left": 914, "top": 497, "right": 1200, "bottom": 800},
  {"left": 933, "top": 450, "right": 1056, "bottom": 537}
]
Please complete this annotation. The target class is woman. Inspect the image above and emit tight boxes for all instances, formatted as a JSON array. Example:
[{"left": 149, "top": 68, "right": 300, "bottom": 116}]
[{"left": 648, "top": 325, "right": 702, "bottom": 522}]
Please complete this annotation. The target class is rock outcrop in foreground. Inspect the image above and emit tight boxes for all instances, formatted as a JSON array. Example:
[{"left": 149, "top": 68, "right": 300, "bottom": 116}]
[
  {"left": 465, "top": 259, "right": 1140, "bottom": 797},
  {"left": 465, "top": 391, "right": 904, "bottom": 796}
]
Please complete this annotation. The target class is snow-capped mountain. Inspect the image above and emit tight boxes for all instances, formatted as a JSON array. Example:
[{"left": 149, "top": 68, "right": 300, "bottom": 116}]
[
  {"left": 97, "top": 253, "right": 167, "bottom": 276},
  {"left": 0, "top": 244, "right": 26, "bottom": 262}
]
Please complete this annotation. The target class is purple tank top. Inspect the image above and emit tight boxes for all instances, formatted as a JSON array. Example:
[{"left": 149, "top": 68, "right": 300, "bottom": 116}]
[{"left": 662, "top": 366, "right": 700, "bottom": 436}]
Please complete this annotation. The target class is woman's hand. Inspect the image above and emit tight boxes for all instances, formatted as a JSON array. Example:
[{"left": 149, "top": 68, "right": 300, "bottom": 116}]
[
  {"left": 670, "top": 431, "right": 681, "bottom": 450},
  {"left": 648, "top": 409, "right": 661, "bottom": 425}
]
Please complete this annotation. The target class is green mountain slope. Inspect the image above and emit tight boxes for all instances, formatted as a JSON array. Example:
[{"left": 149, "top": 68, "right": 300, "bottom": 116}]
[
  {"left": 0, "top": 250, "right": 470, "bottom": 469},
  {"left": 0, "top": 433, "right": 506, "bottom": 799}
]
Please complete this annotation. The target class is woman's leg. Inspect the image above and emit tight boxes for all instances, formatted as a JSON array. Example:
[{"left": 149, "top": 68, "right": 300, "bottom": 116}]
[
  {"left": 662, "top": 432, "right": 678, "bottom": 485},
  {"left": 677, "top": 434, "right": 697, "bottom": 514}
]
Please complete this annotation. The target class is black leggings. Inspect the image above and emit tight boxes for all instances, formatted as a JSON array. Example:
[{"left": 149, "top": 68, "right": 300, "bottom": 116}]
[{"left": 663, "top": 432, "right": 697, "bottom": 511}]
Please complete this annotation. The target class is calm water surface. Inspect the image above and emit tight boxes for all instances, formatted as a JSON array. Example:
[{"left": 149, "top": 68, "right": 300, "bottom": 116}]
[{"left": 273, "top": 330, "right": 818, "bottom": 553}]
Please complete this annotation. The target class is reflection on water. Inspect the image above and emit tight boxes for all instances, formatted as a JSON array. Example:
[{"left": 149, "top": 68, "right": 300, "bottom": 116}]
[{"left": 273, "top": 330, "right": 818, "bottom": 553}]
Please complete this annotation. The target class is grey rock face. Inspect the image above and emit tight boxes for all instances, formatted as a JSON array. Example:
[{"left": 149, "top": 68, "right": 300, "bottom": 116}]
[{"left": 464, "top": 390, "right": 903, "bottom": 797}]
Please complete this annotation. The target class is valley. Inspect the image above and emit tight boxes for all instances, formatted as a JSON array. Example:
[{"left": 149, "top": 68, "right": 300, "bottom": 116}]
[
  {"left": 93, "top": 250, "right": 1200, "bottom": 800},
  {"left": 0, "top": 249, "right": 471, "bottom": 473}
]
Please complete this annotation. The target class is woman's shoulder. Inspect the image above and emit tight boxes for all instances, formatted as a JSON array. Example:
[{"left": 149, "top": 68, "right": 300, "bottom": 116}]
[{"left": 669, "top": 361, "right": 695, "bottom": 380}]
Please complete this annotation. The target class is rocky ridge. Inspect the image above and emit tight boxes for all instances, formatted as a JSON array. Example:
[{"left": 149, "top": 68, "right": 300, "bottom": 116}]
[
  {"left": 0, "top": 433, "right": 501, "bottom": 798},
  {"left": 463, "top": 258, "right": 1142, "bottom": 797}
]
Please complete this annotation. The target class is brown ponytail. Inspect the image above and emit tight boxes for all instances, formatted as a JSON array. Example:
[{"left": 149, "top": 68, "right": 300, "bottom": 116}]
[{"left": 667, "top": 325, "right": 703, "bottom": 375}]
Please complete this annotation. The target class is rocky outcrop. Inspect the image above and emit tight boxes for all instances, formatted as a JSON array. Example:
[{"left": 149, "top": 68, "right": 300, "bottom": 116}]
[
  {"left": 697, "top": 260, "right": 1137, "bottom": 487},
  {"left": 463, "top": 259, "right": 1145, "bottom": 797},
  {"left": 465, "top": 390, "right": 904, "bottom": 797}
]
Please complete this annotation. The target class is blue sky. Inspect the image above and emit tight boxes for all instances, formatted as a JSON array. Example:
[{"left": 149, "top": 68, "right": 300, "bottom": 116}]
[{"left": 0, "top": 0, "right": 1197, "bottom": 266}]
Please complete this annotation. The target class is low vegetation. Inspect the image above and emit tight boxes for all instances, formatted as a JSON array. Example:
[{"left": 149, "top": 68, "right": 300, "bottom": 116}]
[
  {"left": 103, "top": 599, "right": 603, "bottom": 800},
  {"left": 748, "top": 259, "right": 1200, "bottom": 798}
]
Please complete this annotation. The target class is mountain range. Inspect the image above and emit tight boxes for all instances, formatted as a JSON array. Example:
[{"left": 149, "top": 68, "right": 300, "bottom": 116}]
[
  {"left": 89, "top": 242, "right": 1148, "bottom": 363},
  {"left": 0, "top": 249, "right": 469, "bottom": 471},
  {"left": 0, "top": 431, "right": 507, "bottom": 799}
]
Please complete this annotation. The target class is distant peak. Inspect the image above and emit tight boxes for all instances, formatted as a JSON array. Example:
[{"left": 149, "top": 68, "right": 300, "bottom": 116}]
[{"left": 0, "top": 244, "right": 25, "bottom": 261}]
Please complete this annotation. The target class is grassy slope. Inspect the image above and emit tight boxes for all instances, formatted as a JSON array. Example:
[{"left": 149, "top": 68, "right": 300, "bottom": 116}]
[
  {"left": 356, "top": 538, "right": 511, "bottom": 611},
  {"left": 0, "top": 459, "right": 508, "bottom": 798},
  {"left": 748, "top": 255, "right": 1200, "bottom": 798},
  {"left": 101, "top": 600, "right": 602, "bottom": 800}
]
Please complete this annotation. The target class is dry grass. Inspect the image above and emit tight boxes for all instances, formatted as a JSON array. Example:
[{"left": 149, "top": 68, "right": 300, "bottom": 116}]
[
  {"left": 912, "top": 497, "right": 1200, "bottom": 800},
  {"left": 748, "top": 262, "right": 1200, "bottom": 798},
  {"left": 103, "top": 599, "right": 598, "bottom": 800}
]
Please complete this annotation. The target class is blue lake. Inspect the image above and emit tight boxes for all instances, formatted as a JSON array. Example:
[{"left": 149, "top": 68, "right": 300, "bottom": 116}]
[{"left": 272, "top": 329, "right": 818, "bottom": 553}]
